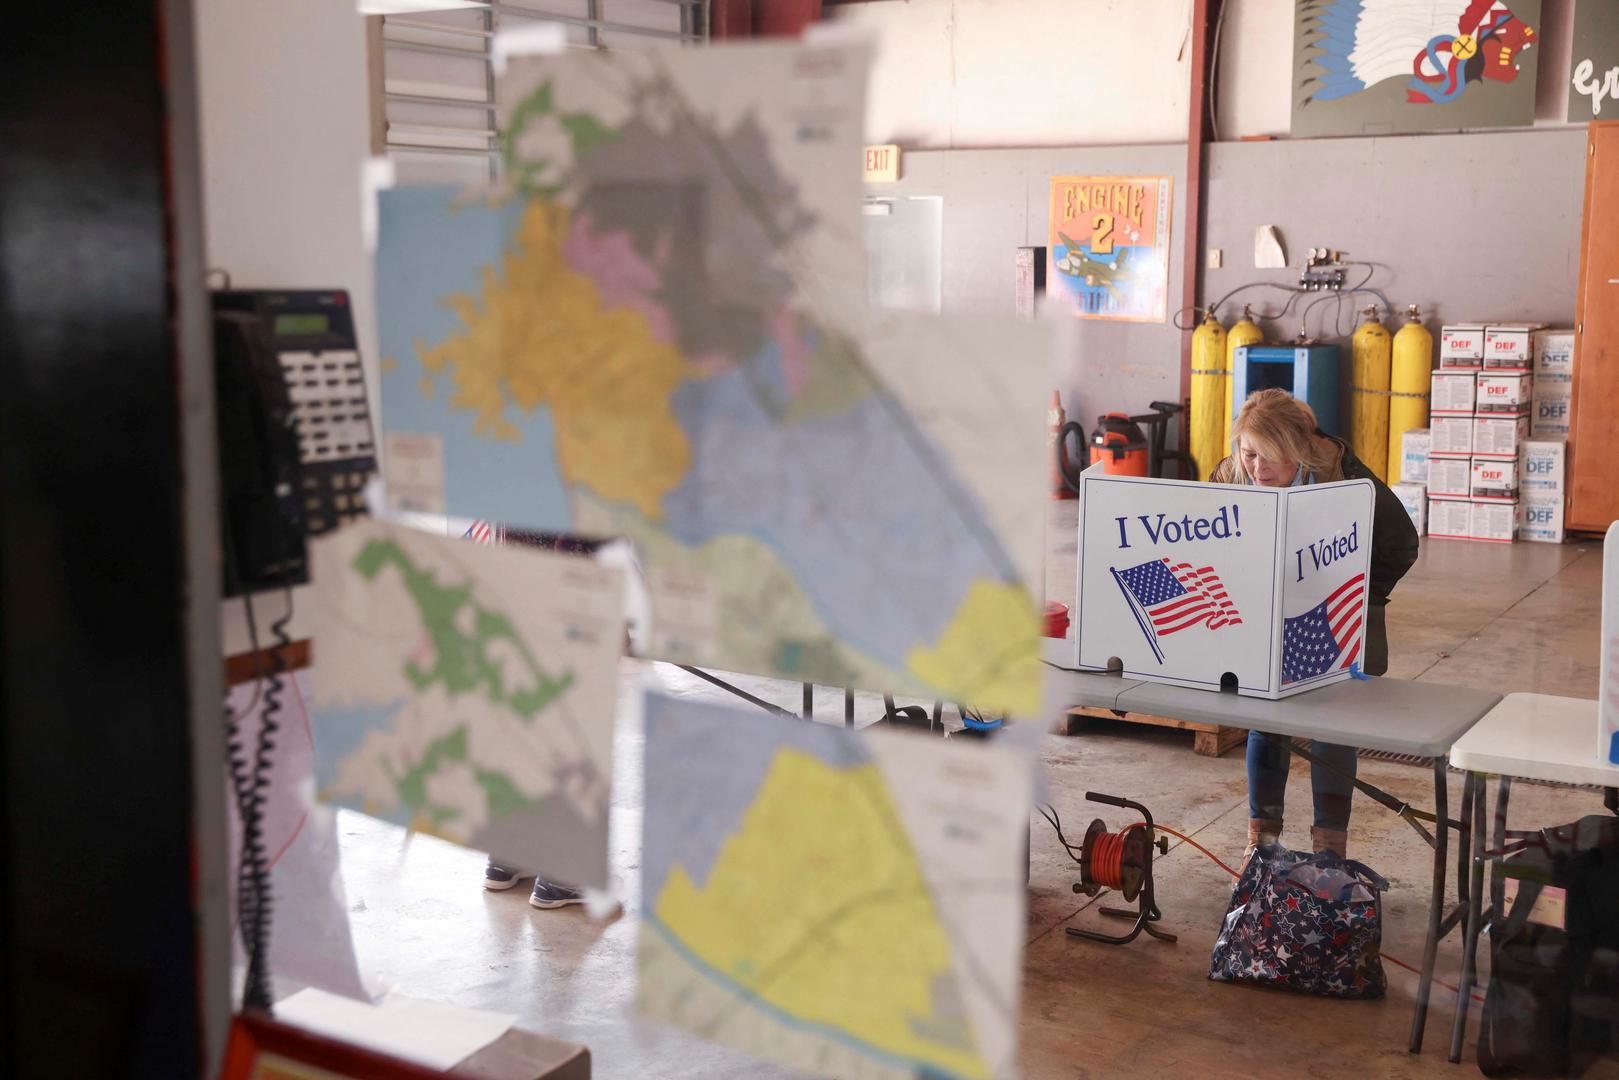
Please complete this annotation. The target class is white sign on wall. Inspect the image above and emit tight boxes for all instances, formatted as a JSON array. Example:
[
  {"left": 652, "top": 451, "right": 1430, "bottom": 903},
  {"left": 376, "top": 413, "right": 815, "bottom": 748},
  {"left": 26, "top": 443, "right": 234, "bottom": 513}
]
[
  {"left": 1602, "top": 521, "right": 1618, "bottom": 764},
  {"left": 1068, "top": 466, "right": 1375, "bottom": 700}
]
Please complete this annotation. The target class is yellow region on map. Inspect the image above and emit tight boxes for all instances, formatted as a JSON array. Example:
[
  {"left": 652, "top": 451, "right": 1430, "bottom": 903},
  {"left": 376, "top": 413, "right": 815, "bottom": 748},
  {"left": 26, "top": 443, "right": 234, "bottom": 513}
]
[
  {"left": 652, "top": 749, "right": 988, "bottom": 1079},
  {"left": 418, "top": 199, "right": 692, "bottom": 520},
  {"left": 906, "top": 579, "right": 1041, "bottom": 716}
]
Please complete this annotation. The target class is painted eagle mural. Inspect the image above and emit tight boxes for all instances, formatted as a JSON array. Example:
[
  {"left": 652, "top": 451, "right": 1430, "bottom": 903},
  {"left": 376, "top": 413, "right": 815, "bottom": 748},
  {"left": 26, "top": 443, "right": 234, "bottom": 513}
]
[{"left": 1299, "top": 0, "right": 1537, "bottom": 106}]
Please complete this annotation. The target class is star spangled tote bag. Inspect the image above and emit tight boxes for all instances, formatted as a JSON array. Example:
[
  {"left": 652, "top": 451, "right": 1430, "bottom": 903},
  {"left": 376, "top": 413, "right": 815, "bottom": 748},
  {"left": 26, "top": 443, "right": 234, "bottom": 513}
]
[{"left": 1209, "top": 843, "right": 1389, "bottom": 999}]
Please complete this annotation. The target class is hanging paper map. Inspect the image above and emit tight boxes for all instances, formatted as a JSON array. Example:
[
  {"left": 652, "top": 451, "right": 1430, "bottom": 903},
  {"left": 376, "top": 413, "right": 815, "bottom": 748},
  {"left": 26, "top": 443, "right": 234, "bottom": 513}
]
[
  {"left": 308, "top": 519, "right": 624, "bottom": 887},
  {"left": 375, "top": 42, "right": 1047, "bottom": 714},
  {"left": 637, "top": 692, "right": 1031, "bottom": 1080}
]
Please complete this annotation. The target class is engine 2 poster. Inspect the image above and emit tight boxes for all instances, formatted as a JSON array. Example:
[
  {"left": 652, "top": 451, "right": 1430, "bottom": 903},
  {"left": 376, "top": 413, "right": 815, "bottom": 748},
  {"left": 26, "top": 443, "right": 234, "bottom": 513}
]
[{"left": 1048, "top": 176, "right": 1172, "bottom": 323}]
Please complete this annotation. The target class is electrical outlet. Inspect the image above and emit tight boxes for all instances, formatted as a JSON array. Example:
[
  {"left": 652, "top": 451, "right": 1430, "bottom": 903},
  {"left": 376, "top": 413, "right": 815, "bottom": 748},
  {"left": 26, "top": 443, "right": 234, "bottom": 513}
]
[{"left": 1206, "top": 248, "right": 1223, "bottom": 269}]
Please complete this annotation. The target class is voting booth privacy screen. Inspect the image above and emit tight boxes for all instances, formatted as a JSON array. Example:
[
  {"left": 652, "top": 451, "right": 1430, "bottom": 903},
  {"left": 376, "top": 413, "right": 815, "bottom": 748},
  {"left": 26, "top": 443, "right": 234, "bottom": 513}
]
[
  {"left": 1069, "top": 467, "right": 1375, "bottom": 700},
  {"left": 1603, "top": 521, "right": 1618, "bottom": 765}
]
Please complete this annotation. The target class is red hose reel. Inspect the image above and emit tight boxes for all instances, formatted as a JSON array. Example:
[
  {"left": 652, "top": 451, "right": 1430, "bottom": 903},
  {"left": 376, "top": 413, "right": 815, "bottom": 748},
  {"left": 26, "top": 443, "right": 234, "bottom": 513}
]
[{"left": 1067, "top": 792, "right": 1177, "bottom": 946}]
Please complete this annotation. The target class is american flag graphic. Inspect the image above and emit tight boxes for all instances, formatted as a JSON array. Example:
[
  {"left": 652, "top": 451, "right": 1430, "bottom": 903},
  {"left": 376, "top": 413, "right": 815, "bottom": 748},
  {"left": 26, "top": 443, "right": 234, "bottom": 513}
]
[
  {"left": 1281, "top": 573, "right": 1367, "bottom": 686},
  {"left": 463, "top": 520, "right": 496, "bottom": 545},
  {"left": 1112, "top": 557, "right": 1243, "bottom": 664}
]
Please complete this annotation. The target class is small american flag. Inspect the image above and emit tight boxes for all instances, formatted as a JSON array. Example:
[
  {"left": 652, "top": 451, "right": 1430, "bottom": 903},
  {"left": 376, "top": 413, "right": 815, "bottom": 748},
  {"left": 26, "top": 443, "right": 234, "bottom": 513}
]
[
  {"left": 1112, "top": 557, "right": 1243, "bottom": 663},
  {"left": 1281, "top": 573, "right": 1367, "bottom": 686},
  {"left": 463, "top": 520, "right": 497, "bottom": 545}
]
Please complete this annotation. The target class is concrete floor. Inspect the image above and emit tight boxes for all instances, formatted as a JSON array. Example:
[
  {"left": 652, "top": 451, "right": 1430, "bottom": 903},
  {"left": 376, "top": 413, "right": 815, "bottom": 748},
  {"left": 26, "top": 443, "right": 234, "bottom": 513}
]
[{"left": 335, "top": 529, "right": 1617, "bottom": 1079}]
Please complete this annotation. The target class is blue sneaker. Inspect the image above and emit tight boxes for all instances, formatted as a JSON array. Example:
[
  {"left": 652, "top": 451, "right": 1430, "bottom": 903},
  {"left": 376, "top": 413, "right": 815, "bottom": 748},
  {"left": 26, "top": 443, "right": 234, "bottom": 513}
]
[
  {"left": 529, "top": 878, "right": 585, "bottom": 909},
  {"left": 483, "top": 861, "right": 523, "bottom": 891}
]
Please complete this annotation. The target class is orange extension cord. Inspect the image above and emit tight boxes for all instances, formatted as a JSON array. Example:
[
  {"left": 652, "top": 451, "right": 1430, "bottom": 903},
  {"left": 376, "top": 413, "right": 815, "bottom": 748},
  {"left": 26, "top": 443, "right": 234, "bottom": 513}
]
[{"left": 1062, "top": 814, "right": 1486, "bottom": 1005}]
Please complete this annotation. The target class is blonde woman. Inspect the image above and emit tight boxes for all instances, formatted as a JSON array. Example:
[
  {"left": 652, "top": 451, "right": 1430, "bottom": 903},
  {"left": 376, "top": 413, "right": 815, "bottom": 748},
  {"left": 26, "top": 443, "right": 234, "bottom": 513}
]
[{"left": 1212, "top": 389, "right": 1420, "bottom": 859}]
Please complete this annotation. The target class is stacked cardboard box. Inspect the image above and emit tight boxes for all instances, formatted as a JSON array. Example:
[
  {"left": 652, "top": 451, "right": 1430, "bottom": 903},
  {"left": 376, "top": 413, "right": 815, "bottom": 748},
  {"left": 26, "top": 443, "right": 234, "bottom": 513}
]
[
  {"left": 1531, "top": 330, "right": 1574, "bottom": 440},
  {"left": 1392, "top": 429, "right": 1429, "bottom": 536},
  {"left": 1428, "top": 323, "right": 1542, "bottom": 542},
  {"left": 1393, "top": 480, "right": 1426, "bottom": 536},
  {"left": 1400, "top": 428, "right": 1431, "bottom": 486},
  {"left": 1520, "top": 440, "right": 1566, "bottom": 544},
  {"left": 1390, "top": 429, "right": 1429, "bottom": 536}
]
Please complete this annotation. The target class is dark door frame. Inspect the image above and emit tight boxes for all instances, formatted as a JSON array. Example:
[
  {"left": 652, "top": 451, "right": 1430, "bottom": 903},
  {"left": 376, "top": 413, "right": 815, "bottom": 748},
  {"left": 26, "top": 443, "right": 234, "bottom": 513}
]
[{"left": 1, "top": 2, "right": 225, "bottom": 1076}]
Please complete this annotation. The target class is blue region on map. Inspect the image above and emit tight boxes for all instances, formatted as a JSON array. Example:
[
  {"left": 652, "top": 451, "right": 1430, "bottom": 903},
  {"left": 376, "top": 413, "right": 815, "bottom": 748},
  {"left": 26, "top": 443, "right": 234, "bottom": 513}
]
[
  {"left": 376, "top": 189, "right": 574, "bottom": 528},
  {"left": 308, "top": 696, "right": 408, "bottom": 804},
  {"left": 661, "top": 356, "right": 995, "bottom": 664}
]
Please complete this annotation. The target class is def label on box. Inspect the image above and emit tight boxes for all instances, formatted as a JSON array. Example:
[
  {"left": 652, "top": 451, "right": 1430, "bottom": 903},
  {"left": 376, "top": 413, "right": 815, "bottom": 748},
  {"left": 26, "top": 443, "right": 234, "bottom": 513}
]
[
  {"left": 1476, "top": 373, "right": 1532, "bottom": 414},
  {"left": 1533, "top": 379, "right": 1571, "bottom": 439},
  {"left": 1441, "top": 324, "right": 1486, "bottom": 361},
  {"left": 1521, "top": 440, "right": 1565, "bottom": 496},
  {"left": 1482, "top": 324, "right": 1541, "bottom": 370},
  {"left": 1521, "top": 500, "right": 1564, "bottom": 544},
  {"left": 1533, "top": 330, "right": 1575, "bottom": 378},
  {"left": 1471, "top": 458, "right": 1519, "bottom": 502}
]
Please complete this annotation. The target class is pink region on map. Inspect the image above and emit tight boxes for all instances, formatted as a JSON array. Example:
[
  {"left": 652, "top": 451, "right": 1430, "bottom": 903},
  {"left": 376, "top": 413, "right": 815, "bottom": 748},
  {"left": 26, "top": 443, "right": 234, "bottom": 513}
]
[{"left": 563, "top": 210, "right": 675, "bottom": 343}]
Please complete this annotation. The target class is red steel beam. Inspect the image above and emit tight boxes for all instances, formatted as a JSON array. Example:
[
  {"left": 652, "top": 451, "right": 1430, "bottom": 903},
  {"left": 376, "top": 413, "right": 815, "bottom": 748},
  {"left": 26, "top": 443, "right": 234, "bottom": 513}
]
[
  {"left": 753, "top": 0, "right": 823, "bottom": 37},
  {"left": 708, "top": 0, "right": 754, "bottom": 38},
  {"left": 1180, "top": 0, "right": 1222, "bottom": 414}
]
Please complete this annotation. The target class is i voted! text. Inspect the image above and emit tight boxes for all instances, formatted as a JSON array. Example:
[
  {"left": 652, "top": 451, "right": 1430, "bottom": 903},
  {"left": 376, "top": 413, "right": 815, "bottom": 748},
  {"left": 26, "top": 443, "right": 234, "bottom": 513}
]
[{"left": 1114, "top": 504, "right": 1242, "bottom": 548}]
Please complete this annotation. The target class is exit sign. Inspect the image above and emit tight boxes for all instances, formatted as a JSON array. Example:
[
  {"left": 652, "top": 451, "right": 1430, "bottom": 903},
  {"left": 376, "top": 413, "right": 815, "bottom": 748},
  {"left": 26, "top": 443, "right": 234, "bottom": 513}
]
[{"left": 863, "top": 144, "right": 900, "bottom": 182}]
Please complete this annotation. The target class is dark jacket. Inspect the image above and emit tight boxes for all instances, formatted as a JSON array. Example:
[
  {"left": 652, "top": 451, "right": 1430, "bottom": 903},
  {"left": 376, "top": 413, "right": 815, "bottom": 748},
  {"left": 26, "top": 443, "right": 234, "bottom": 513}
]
[{"left": 1210, "top": 432, "right": 1419, "bottom": 676}]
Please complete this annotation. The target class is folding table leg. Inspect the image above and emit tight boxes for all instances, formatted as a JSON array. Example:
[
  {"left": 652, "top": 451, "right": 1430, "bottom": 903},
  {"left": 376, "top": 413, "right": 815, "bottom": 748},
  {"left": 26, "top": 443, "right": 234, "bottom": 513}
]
[
  {"left": 1409, "top": 756, "right": 1449, "bottom": 1054},
  {"left": 844, "top": 687, "right": 854, "bottom": 727},
  {"left": 1450, "top": 771, "right": 1488, "bottom": 1063},
  {"left": 1456, "top": 773, "right": 1474, "bottom": 914},
  {"left": 1491, "top": 775, "right": 1512, "bottom": 918},
  {"left": 802, "top": 682, "right": 813, "bottom": 721}
]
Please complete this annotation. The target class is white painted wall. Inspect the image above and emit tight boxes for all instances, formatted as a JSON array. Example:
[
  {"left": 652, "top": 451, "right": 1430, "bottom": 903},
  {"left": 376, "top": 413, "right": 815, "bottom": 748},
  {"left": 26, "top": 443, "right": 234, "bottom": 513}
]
[
  {"left": 195, "top": 0, "right": 377, "bottom": 653},
  {"left": 842, "top": 0, "right": 1581, "bottom": 148},
  {"left": 837, "top": 0, "right": 1194, "bottom": 147},
  {"left": 195, "top": 0, "right": 376, "bottom": 371}
]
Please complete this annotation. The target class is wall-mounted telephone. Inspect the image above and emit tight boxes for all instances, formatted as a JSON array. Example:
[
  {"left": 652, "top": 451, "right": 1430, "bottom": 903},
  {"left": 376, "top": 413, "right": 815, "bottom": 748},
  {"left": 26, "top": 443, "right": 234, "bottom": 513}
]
[{"left": 213, "top": 288, "right": 378, "bottom": 597}]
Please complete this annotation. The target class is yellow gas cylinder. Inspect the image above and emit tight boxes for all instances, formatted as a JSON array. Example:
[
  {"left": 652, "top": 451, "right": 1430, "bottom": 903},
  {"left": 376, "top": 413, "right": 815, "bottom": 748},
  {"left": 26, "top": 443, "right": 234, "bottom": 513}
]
[
  {"left": 1189, "top": 309, "right": 1228, "bottom": 480},
  {"left": 1351, "top": 307, "right": 1393, "bottom": 481},
  {"left": 1387, "top": 305, "right": 1433, "bottom": 486},
  {"left": 1223, "top": 305, "right": 1264, "bottom": 450}
]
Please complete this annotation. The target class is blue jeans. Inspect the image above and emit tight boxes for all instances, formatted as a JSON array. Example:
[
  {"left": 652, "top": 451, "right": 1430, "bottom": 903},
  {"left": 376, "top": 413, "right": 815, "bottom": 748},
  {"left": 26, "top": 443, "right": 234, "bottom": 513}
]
[{"left": 1246, "top": 730, "right": 1357, "bottom": 831}]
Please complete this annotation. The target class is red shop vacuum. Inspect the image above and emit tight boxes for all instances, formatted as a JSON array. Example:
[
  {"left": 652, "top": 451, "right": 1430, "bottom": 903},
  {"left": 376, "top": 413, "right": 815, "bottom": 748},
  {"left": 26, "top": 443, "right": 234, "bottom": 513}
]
[
  {"left": 1056, "top": 401, "right": 1193, "bottom": 496},
  {"left": 1087, "top": 413, "right": 1151, "bottom": 476}
]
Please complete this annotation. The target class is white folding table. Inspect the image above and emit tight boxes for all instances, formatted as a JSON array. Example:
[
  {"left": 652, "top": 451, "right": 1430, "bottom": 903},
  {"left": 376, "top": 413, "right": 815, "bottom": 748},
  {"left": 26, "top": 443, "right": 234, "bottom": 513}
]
[
  {"left": 1445, "top": 693, "right": 1619, "bottom": 1063},
  {"left": 1043, "top": 659, "right": 1503, "bottom": 1055}
]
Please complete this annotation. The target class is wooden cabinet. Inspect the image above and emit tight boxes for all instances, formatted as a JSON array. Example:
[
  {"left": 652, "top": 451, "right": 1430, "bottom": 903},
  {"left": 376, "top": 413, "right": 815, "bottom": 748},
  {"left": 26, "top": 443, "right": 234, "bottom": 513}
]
[{"left": 1571, "top": 123, "right": 1619, "bottom": 533}]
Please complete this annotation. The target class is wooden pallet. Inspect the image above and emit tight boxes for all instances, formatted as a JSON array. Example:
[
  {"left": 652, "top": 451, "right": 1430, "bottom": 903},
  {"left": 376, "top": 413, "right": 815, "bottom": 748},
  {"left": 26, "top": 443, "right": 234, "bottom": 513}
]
[{"left": 1062, "top": 706, "right": 1247, "bottom": 758}]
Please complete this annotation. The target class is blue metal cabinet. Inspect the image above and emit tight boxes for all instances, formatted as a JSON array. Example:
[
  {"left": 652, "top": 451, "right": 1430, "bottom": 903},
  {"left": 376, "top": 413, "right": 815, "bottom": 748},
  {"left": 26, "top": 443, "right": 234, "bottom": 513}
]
[{"left": 1232, "top": 344, "right": 1343, "bottom": 437}]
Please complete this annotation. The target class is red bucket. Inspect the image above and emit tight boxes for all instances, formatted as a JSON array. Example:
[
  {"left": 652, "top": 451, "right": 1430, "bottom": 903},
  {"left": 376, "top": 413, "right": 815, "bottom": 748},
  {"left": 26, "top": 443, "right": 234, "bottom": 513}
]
[{"left": 1043, "top": 601, "right": 1070, "bottom": 639}]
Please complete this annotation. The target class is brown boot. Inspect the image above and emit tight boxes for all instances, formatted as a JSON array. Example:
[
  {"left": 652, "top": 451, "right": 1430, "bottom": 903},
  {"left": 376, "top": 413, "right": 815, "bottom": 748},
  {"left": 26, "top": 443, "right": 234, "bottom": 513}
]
[
  {"left": 1245, "top": 818, "right": 1282, "bottom": 862},
  {"left": 1311, "top": 825, "right": 1348, "bottom": 858}
]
